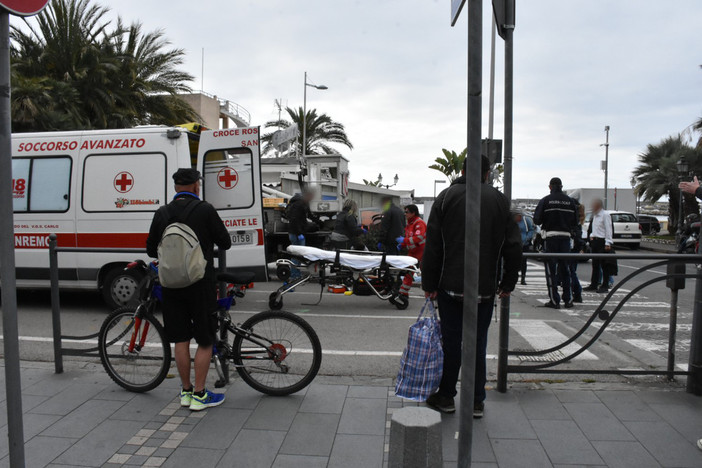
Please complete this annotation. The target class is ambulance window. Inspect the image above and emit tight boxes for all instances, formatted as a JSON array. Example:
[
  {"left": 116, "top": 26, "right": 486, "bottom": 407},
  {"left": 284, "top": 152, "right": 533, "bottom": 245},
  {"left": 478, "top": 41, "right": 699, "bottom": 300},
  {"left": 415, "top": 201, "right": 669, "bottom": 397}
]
[
  {"left": 11, "top": 158, "right": 30, "bottom": 212},
  {"left": 203, "top": 148, "right": 254, "bottom": 209},
  {"left": 30, "top": 158, "right": 71, "bottom": 212},
  {"left": 12, "top": 157, "right": 71, "bottom": 213},
  {"left": 82, "top": 153, "right": 166, "bottom": 212}
]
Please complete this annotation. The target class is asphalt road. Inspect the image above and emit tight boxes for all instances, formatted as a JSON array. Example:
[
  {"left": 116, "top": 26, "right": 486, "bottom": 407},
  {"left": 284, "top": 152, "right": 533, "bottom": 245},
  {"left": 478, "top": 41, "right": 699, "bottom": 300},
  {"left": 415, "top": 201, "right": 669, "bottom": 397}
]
[{"left": 0, "top": 249, "right": 697, "bottom": 387}]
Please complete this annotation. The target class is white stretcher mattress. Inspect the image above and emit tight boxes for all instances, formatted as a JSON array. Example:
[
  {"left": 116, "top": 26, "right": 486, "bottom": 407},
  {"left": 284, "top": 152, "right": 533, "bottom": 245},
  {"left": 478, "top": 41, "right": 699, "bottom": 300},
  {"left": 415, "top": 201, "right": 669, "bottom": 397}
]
[{"left": 287, "top": 246, "right": 418, "bottom": 270}]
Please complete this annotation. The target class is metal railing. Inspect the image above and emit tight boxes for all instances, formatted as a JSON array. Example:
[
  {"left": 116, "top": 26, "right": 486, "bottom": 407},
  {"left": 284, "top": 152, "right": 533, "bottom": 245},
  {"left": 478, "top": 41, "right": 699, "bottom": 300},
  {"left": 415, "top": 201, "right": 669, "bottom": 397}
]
[
  {"left": 48, "top": 234, "right": 227, "bottom": 374},
  {"left": 496, "top": 252, "right": 702, "bottom": 394}
]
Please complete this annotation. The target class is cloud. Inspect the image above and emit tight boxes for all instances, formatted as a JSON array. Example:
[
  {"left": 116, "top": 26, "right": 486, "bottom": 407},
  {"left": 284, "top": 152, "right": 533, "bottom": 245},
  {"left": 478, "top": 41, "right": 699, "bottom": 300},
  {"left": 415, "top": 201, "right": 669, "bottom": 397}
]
[{"left": 16, "top": 0, "right": 702, "bottom": 200}]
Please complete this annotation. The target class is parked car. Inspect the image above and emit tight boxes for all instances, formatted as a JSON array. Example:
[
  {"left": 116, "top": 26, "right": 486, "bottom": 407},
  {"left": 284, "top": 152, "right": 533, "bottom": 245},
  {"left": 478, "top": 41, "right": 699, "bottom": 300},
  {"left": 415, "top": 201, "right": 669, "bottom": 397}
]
[
  {"left": 609, "top": 211, "right": 643, "bottom": 249},
  {"left": 583, "top": 211, "right": 643, "bottom": 249},
  {"left": 637, "top": 214, "right": 661, "bottom": 235}
]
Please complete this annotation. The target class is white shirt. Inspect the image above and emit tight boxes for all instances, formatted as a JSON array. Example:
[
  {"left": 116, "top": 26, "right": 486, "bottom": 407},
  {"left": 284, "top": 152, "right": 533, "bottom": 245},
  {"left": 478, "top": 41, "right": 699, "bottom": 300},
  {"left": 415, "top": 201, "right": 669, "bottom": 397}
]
[{"left": 590, "top": 209, "right": 613, "bottom": 246}]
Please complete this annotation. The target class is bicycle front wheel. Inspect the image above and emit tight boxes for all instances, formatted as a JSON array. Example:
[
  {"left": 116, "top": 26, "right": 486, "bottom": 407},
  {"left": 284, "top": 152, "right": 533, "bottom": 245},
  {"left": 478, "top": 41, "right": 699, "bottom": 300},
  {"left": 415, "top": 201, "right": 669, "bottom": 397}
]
[
  {"left": 233, "top": 310, "right": 322, "bottom": 396},
  {"left": 98, "top": 306, "right": 171, "bottom": 393}
]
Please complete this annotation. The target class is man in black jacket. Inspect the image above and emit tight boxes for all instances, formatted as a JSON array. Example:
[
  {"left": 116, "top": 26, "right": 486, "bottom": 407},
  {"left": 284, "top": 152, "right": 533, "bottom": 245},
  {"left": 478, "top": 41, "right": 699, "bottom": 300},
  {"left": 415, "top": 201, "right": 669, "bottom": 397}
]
[
  {"left": 378, "top": 195, "right": 405, "bottom": 255},
  {"left": 146, "top": 168, "right": 231, "bottom": 411},
  {"left": 286, "top": 189, "right": 320, "bottom": 246},
  {"left": 533, "top": 177, "right": 578, "bottom": 309},
  {"left": 422, "top": 156, "right": 522, "bottom": 417}
]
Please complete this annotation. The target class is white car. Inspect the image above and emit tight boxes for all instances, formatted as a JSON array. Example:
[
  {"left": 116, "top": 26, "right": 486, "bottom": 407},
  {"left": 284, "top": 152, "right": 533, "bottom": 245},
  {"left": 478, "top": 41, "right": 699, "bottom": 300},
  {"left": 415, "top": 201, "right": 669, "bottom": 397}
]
[{"left": 584, "top": 211, "right": 642, "bottom": 249}]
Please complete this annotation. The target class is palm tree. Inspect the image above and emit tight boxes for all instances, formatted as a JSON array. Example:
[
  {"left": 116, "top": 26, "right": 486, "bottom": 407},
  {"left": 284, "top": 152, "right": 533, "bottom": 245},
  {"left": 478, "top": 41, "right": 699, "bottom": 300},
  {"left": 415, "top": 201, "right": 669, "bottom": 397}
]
[
  {"left": 631, "top": 135, "right": 701, "bottom": 229},
  {"left": 262, "top": 106, "right": 353, "bottom": 156},
  {"left": 10, "top": 0, "right": 196, "bottom": 131},
  {"left": 429, "top": 148, "right": 466, "bottom": 182}
]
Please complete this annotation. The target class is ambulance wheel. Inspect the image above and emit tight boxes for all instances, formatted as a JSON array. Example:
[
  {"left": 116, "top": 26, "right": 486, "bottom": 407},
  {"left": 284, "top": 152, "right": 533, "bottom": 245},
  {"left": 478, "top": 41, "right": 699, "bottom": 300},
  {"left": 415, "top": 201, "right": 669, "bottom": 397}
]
[
  {"left": 269, "top": 293, "right": 283, "bottom": 310},
  {"left": 391, "top": 295, "right": 409, "bottom": 310},
  {"left": 102, "top": 266, "right": 144, "bottom": 309}
]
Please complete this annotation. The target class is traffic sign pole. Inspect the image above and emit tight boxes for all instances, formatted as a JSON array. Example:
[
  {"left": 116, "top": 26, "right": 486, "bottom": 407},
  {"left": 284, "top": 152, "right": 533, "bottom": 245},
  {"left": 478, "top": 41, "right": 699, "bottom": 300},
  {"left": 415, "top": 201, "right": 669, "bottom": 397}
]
[{"left": 0, "top": 10, "right": 26, "bottom": 466}]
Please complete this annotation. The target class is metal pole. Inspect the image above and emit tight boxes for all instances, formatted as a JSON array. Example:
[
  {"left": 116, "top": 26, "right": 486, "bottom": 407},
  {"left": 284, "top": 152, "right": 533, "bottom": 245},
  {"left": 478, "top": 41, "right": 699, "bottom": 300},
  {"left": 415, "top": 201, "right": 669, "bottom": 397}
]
[
  {"left": 458, "top": 0, "right": 482, "bottom": 465},
  {"left": 0, "top": 10, "right": 26, "bottom": 467},
  {"left": 49, "top": 234, "right": 64, "bottom": 374},
  {"left": 667, "top": 288, "right": 678, "bottom": 381},
  {"left": 503, "top": 0, "right": 515, "bottom": 201},
  {"left": 603, "top": 126, "right": 610, "bottom": 210},
  {"left": 487, "top": 15, "right": 496, "bottom": 140},
  {"left": 676, "top": 184, "right": 684, "bottom": 246},
  {"left": 302, "top": 71, "right": 307, "bottom": 158},
  {"left": 497, "top": 295, "right": 510, "bottom": 392}
]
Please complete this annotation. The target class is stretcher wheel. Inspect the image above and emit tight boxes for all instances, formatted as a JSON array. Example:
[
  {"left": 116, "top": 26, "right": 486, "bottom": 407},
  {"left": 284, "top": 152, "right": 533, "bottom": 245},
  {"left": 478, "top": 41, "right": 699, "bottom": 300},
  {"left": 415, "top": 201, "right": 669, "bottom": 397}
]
[
  {"left": 269, "top": 292, "right": 283, "bottom": 310},
  {"left": 276, "top": 264, "right": 291, "bottom": 281},
  {"left": 391, "top": 295, "right": 409, "bottom": 310}
]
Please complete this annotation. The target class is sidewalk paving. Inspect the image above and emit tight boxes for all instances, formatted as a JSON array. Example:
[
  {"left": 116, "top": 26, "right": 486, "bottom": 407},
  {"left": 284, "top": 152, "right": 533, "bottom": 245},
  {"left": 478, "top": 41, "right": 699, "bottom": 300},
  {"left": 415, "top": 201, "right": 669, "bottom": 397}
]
[{"left": 1, "top": 360, "right": 702, "bottom": 468}]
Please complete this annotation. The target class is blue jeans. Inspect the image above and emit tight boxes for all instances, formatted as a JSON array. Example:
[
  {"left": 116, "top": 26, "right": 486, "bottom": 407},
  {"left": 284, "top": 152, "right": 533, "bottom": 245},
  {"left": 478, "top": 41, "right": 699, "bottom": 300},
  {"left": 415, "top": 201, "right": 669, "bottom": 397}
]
[
  {"left": 436, "top": 291, "right": 494, "bottom": 403},
  {"left": 288, "top": 234, "right": 305, "bottom": 278},
  {"left": 544, "top": 236, "right": 571, "bottom": 305}
]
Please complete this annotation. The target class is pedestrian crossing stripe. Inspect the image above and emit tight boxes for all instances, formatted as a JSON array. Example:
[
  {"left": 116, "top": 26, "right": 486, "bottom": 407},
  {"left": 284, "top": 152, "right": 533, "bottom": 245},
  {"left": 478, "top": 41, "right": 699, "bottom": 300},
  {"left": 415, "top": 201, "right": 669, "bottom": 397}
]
[{"left": 510, "top": 319, "right": 598, "bottom": 360}]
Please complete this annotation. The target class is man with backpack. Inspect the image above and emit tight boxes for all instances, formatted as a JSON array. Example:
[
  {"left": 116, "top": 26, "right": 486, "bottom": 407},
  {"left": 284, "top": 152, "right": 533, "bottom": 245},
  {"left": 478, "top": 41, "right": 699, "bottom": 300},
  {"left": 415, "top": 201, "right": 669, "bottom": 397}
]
[{"left": 146, "top": 168, "right": 231, "bottom": 411}]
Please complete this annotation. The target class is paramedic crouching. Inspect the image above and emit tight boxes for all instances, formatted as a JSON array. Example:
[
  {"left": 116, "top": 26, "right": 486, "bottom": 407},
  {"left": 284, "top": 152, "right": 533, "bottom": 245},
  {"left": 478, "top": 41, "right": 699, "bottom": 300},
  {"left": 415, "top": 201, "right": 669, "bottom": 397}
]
[{"left": 146, "top": 168, "right": 232, "bottom": 411}]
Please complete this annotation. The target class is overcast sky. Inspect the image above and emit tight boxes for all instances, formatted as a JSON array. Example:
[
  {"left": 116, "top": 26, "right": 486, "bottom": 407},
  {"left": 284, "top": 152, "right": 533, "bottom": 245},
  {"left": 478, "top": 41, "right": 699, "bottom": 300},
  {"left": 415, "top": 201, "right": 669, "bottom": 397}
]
[{"left": 21, "top": 0, "right": 701, "bottom": 199}]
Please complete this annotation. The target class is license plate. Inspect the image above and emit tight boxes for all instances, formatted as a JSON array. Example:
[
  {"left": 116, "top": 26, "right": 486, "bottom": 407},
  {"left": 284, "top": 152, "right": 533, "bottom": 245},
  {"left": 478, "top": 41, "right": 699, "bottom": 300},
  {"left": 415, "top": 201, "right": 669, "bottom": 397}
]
[
  {"left": 620, "top": 234, "right": 633, "bottom": 238},
  {"left": 231, "top": 232, "right": 253, "bottom": 245}
]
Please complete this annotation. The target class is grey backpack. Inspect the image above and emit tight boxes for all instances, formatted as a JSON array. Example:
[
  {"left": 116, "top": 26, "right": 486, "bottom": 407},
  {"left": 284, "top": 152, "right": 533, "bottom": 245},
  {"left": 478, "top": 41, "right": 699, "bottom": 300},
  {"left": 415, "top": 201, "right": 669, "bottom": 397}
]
[{"left": 157, "top": 200, "right": 207, "bottom": 288}]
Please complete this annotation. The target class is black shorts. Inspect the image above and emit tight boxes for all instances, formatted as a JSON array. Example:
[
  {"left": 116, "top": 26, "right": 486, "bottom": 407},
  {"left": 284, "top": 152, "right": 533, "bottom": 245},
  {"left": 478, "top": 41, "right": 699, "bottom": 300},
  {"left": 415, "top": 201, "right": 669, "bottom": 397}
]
[{"left": 161, "top": 280, "right": 217, "bottom": 346}]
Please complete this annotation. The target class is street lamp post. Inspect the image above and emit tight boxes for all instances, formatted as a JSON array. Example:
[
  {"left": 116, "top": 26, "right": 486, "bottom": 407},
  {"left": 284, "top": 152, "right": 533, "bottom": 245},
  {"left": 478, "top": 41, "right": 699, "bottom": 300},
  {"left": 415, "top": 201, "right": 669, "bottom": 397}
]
[
  {"left": 434, "top": 179, "right": 446, "bottom": 199},
  {"left": 601, "top": 125, "right": 610, "bottom": 209},
  {"left": 302, "top": 71, "right": 328, "bottom": 158},
  {"left": 378, "top": 173, "right": 399, "bottom": 190},
  {"left": 676, "top": 155, "right": 689, "bottom": 245}
]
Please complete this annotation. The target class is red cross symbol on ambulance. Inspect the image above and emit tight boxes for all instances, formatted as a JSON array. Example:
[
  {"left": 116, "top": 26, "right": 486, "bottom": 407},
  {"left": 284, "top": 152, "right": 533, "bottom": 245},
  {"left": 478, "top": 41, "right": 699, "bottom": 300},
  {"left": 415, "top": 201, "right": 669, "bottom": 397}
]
[
  {"left": 114, "top": 172, "right": 134, "bottom": 193},
  {"left": 217, "top": 167, "right": 238, "bottom": 190}
]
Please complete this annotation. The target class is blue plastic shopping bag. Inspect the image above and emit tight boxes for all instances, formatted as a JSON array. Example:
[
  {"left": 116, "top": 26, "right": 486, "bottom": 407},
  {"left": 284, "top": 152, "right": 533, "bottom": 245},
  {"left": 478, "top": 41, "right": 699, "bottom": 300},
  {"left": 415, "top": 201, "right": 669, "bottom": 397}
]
[{"left": 395, "top": 299, "right": 444, "bottom": 401}]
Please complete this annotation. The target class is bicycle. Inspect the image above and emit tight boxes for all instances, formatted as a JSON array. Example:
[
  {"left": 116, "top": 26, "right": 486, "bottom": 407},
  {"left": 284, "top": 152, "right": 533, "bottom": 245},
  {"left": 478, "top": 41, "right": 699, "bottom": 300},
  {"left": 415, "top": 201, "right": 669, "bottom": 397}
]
[{"left": 98, "top": 260, "right": 322, "bottom": 396}]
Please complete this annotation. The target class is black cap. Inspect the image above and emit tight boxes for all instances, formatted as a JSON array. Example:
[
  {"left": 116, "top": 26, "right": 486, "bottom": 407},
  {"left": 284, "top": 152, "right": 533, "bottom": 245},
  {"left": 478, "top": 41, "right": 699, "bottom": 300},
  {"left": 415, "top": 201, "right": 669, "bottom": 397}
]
[
  {"left": 549, "top": 177, "right": 563, "bottom": 187},
  {"left": 173, "top": 168, "right": 201, "bottom": 185}
]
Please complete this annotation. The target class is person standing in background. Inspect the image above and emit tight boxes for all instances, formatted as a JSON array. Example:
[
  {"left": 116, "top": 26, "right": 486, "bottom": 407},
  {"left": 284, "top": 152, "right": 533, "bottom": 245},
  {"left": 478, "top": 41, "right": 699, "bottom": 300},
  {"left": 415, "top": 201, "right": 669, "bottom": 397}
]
[
  {"left": 533, "top": 177, "right": 578, "bottom": 309},
  {"left": 422, "top": 156, "right": 522, "bottom": 418},
  {"left": 514, "top": 209, "right": 535, "bottom": 285},
  {"left": 397, "top": 204, "right": 426, "bottom": 296},
  {"left": 583, "top": 198, "right": 613, "bottom": 293},
  {"left": 377, "top": 195, "right": 405, "bottom": 255},
  {"left": 286, "top": 188, "right": 320, "bottom": 247},
  {"left": 569, "top": 202, "right": 586, "bottom": 303}
]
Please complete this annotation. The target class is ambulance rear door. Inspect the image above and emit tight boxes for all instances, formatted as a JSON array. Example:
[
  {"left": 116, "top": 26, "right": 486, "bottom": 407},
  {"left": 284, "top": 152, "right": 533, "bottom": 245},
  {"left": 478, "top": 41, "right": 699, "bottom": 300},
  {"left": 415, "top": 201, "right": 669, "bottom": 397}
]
[{"left": 197, "top": 127, "right": 267, "bottom": 281}]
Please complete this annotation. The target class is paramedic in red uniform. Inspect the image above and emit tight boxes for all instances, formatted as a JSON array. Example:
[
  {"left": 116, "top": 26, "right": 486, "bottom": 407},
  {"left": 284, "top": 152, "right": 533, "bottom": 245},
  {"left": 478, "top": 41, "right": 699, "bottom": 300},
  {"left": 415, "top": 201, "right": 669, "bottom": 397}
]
[{"left": 397, "top": 204, "right": 426, "bottom": 296}]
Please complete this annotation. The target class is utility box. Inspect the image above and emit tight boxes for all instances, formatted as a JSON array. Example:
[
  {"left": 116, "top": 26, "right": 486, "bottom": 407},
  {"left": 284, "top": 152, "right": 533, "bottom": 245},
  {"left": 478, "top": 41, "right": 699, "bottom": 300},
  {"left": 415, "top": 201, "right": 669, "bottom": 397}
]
[{"left": 666, "top": 261, "right": 686, "bottom": 291}]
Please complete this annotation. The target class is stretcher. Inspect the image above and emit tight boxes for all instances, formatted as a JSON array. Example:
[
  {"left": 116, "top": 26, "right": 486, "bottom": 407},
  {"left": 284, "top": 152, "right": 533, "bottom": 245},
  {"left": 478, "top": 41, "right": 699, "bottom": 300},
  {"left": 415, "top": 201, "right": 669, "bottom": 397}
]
[{"left": 269, "top": 246, "right": 420, "bottom": 310}]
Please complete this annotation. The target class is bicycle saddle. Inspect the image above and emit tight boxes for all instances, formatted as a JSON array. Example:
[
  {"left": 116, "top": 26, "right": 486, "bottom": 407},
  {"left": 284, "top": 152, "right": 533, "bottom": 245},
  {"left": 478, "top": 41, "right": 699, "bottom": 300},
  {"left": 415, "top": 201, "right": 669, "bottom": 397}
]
[{"left": 217, "top": 271, "right": 256, "bottom": 285}]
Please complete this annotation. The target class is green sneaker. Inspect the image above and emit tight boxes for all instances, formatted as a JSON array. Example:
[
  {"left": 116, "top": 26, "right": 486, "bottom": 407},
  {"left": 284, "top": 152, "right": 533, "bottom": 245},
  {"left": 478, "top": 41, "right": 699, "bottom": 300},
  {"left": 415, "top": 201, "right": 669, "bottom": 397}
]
[
  {"left": 180, "top": 388, "right": 193, "bottom": 407},
  {"left": 189, "top": 389, "right": 225, "bottom": 411}
]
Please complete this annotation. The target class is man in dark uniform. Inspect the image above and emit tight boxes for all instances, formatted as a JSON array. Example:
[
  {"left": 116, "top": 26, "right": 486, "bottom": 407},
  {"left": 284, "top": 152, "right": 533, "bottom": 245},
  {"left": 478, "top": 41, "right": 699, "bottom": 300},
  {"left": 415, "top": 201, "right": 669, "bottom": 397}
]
[
  {"left": 147, "top": 168, "right": 231, "bottom": 411},
  {"left": 534, "top": 177, "right": 578, "bottom": 309},
  {"left": 422, "top": 156, "right": 522, "bottom": 418},
  {"left": 378, "top": 195, "right": 405, "bottom": 255}
]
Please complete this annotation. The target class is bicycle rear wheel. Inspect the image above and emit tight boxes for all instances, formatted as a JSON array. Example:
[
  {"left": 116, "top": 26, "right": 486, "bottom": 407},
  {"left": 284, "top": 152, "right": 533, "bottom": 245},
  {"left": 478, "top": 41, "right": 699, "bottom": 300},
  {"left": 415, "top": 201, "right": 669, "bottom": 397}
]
[
  {"left": 232, "top": 310, "right": 322, "bottom": 396},
  {"left": 98, "top": 306, "right": 171, "bottom": 393}
]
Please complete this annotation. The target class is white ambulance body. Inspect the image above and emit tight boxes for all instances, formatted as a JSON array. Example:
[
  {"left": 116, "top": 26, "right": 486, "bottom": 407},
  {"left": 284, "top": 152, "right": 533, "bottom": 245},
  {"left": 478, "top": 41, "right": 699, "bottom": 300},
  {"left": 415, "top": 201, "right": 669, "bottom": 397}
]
[{"left": 12, "top": 126, "right": 267, "bottom": 308}]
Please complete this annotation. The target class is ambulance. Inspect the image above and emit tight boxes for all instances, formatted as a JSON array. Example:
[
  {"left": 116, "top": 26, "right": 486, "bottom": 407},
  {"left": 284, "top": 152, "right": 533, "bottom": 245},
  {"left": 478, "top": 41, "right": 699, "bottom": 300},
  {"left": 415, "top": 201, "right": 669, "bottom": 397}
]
[{"left": 11, "top": 124, "right": 267, "bottom": 308}]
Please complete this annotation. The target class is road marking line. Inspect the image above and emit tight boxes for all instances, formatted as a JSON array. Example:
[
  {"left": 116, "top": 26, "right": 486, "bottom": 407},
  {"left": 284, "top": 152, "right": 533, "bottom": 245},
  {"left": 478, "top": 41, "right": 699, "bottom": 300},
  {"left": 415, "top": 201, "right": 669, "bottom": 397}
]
[
  {"left": 0, "top": 334, "right": 499, "bottom": 359},
  {"left": 510, "top": 319, "right": 598, "bottom": 360}
]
